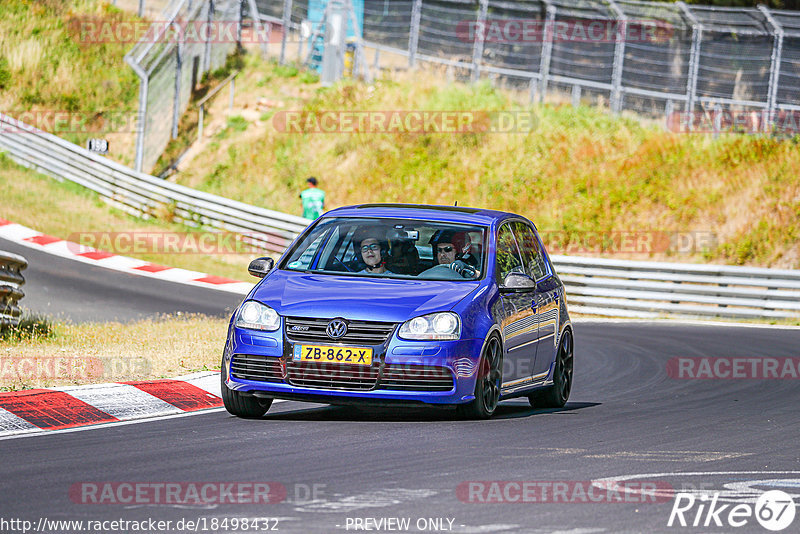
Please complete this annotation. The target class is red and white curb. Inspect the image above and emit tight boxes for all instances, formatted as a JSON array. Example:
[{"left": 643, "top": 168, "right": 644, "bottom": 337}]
[
  {"left": 0, "top": 371, "right": 227, "bottom": 437},
  {"left": 0, "top": 218, "right": 254, "bottom": 294}
]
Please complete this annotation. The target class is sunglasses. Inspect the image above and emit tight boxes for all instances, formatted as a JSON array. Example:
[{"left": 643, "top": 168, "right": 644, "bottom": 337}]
[
  {"left": 437, "top": 246, "right": 455, "bottom": 253},
  {"left": 361, "top": 244, "right": 381, "bottom": 252}
]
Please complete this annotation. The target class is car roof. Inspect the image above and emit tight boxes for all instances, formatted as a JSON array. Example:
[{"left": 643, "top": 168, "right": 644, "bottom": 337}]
[{"left": 323, "top": 204, "right": 520, "bottom": 226}]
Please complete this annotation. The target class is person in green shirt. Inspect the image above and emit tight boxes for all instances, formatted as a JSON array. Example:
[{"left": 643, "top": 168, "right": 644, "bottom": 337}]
[{"left": 300, "top": 176, "right": 326, "bottom": 219}]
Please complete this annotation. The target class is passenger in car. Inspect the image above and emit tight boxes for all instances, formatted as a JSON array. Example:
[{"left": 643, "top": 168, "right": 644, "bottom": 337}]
[{"left": 354, "top": 228, "right": 394, "bottom": 275}]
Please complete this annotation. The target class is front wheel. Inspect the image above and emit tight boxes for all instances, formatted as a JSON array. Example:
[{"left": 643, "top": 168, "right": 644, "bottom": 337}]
[
  {"left": 221, "top": 368, "right": 272, "bottom": 418},
  {"left": 529, "top": 330, "right": 573, "bottom": 409},
  {"left": 457, "top": 335, "right": 502, "bottom": 420}
]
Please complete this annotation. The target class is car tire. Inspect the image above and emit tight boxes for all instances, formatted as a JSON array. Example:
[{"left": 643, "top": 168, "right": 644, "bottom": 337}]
[
  {"left": 529, "top": 329, "right": 573, "bottom": 409},
  {"left": 457, "top": 334, "right": 502, "bottom": 420},
  {"left": 221, "top": 368, "right": 273, "bottom": 418}
]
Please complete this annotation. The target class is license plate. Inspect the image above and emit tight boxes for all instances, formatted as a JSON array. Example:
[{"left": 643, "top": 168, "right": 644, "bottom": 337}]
[{"left": 293, "top": 345, "right": 373, "bottom": 366}]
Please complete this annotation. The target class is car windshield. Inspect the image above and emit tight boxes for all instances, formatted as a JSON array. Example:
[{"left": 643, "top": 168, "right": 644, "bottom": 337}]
[{"left": 280, "top": 217, "right": 487, "bottom": 281}]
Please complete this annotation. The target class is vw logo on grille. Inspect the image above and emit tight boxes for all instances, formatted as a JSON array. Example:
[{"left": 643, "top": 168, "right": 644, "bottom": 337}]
[{"left": 326, "top": 319, "right": 348, "bottom": 340}]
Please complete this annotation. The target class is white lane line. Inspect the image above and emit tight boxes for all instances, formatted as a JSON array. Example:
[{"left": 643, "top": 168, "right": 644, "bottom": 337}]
[
  {"left": 572, "top": 317, "right": 800, "bottom": 330},
  {"left": 52, "top": 383, "right": 182, "bottom": 420}
]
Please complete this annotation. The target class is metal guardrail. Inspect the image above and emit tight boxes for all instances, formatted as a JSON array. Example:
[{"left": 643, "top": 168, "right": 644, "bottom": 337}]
[
  {"left": 551, "top": 255, "right": 800, "bottom": 320},
  {"left": 2, "top": 112, "right": 799, "bottom": 320},
  {"left": 0, "top": 251, "right": 27, "bottom": 327},
  {"left": 0, "top": 112, "right": 310, "bottom": 255}
]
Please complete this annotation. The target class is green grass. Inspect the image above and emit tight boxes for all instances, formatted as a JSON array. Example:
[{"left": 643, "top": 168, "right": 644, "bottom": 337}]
[
  {"left": 170, "top": 56, "right": 800, "bottom": 269},
  {"left": 0, "top": 154, "right": 254, "bottom": 281},
  {"left": 0, "top": 0, "right": 140, "bottom": 164},
  {"left": 0, "top": 314, "right": 54, "bottom": 343}
]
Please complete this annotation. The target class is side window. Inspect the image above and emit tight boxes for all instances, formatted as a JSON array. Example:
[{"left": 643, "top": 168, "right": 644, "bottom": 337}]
[
  {"left": 511, "top": 221, "right": 547, "bottom": 280},
  {"left": 495, "top": 224, "right": 524, "bottom": 285}
]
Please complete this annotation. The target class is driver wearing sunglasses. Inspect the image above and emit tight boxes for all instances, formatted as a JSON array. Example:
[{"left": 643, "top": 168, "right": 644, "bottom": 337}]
[{"left": 430, "top": 230, "right": 481, "bottom": 278}]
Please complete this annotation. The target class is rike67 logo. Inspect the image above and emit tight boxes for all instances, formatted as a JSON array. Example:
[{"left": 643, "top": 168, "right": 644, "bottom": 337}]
[{"left": 669, "top": 490, "right": 796, "bottom": 531}]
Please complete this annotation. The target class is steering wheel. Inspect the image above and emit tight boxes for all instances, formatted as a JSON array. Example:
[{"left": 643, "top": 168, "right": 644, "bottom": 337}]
[{"left": 331, "top": 255, "right": 353, "bottom": 272}]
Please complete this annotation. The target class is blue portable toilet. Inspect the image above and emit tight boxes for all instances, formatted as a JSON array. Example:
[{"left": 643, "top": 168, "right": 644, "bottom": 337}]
[{"left": 306, "top": 0, "right": 364, "bottom": 72}]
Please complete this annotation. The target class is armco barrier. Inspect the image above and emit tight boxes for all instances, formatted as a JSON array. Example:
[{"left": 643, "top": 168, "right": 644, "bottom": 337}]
[
  {"left": 0, "top": 112, "right": 310, "bottom": 255},
  {"left": 0, "top": 251, "right": 27, "bottom": 327},
  {"left": 552, "top": 255, "right": 800, "bottom": 319},
  {"left": 1, "top": 112, "right": 799, "bottom": 320}
]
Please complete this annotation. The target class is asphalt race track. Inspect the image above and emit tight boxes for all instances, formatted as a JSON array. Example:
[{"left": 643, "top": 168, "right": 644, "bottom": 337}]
[
  {"left": 2, "top": 320, "right": 799, "bottom": 533},
  {"left": 0, "top": 236, "right": 244, "bottom": 322}
]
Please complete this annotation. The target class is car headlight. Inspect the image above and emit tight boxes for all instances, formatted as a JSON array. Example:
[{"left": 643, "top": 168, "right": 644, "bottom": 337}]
[
  {"left": 235, "top": 300, "right": 281, "bottom": 331},
  {"left": 398, "top": 312, "right": 461, "bottom": 340}
]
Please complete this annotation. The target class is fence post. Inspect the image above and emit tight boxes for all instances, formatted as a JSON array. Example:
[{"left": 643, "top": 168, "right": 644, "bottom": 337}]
[
  {"left": 678, "top": 2, "right": 701, "bottom": 130},
  {"left": 138, "top": 0, "right": 144, "bottom": 17},
  {"left": 280, "top": 0, "right": 293, "bottom": 64},
  {"left": 408, "top": 0, "right": 422, "bottom": 68},
  {"left": 203, "top": 0, "right": 215, "bottom": 72},
  {"left": 538, "top": 1, "right": 555, "bottom": 103},
  {"left": 133, "top": 76, "right": 148, "bottom": 173},
  {"left": 759, "top": 5, "right": 784, "bottom": 134},
  {"left": 237, "top": 0, "right": 244, "bottom": 50},
  {"left": 471, "top": 0, "right": 489, "bottom": 82},
  {"left": 607, "top": 0, "right": 627, "bottom": 114},
  {"left": 172, "top": 22, "right": 184, "bottom": 140}
]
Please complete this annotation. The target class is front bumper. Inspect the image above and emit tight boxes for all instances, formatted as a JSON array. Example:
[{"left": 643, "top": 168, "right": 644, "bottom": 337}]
[{"left": 223, "top": 326, "right": 484, "bottom": 405}]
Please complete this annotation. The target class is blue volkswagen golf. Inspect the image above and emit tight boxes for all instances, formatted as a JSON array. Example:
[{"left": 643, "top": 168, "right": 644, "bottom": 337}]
[{"left": 222, "top": 204, "right": 573, "bottom": 419}]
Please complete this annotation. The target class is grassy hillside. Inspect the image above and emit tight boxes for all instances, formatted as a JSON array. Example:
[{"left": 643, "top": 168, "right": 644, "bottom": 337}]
[
  {"left": 0, "top": 154, "right": 252, "bottom": 281},
  {"left": 0, "top": 0, "right": 140, "bottom": 164},
  {"left": 172, "top": 55, "right": 800, "bottom": 269}
]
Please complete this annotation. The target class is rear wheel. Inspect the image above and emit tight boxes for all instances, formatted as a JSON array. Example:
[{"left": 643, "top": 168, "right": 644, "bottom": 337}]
[
  {"left": 457, "top": 335, "right": 502, "bottom": 420},
  {"left": 529, "top": 330, "right": 573, "bottom": 409},
  {"left": 221, "top": 367, "right": 272, "bottom": 418}
]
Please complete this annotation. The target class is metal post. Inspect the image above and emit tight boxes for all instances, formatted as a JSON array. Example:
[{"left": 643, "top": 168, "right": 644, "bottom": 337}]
[
  {"left": 665, "top": 99, "right": 674, "bottom": 130},
  {"left": 230, "top": 76, "right": 235, "bottom": 109},
  {"left": 408, "top": 0, "right": 422, "bottom": 69},
  {"left": 280, "top": 0, "right": 293, "bottom": 64},
  {"left": 198, "top": 105, "right": 204, "bottom": 140},
  {"left": 138, "top": 0, "right": 144, "bottom": 17},
  {"left": 678, "top": 2, "right": 701, "bottom": 129},
  {"left": 572, "top": 84, "right": 581, "bottom": 107},
  {"left": 607, "top": 0, "right": 627, "bottom": 114},
  {"left": 172, "top": 28, "right": 183, "bottom": 140},
  {"left": 237, "top": 0, "right": 244, "bottom": 51},
  {"left": 203, "top": 0, "right": 215, "bottom": 72},
  {"left": 539, "top": 2, "right": 556, "bottom": 104},
  {"left": 471, "top": 0, "right": 489, "bottom": 82},
  {"left": 133, "top": 77, "right": 148, "bottom": 173},
  {"left": 759, "top": 5, "right": 784, "bottom": 133}
]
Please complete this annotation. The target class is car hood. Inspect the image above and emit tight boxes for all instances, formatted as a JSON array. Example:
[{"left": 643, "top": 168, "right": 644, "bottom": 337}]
[{"left": 251, "top": 270, "right": 480, "bottom": 323}]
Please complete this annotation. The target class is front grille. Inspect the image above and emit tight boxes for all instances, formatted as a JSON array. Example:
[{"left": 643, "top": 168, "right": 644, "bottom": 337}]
[
  {"left": 380, "top": 365, "right": 455, "bottom": 392},
  {"left": 286, "top": 361, "right": 379, "bottom": 390},
  {"left": 285, "top": 317, "right": 396, "bottom": 345},
  {"left": 230, "top": 354, "right": 284, "bottom": 382}
]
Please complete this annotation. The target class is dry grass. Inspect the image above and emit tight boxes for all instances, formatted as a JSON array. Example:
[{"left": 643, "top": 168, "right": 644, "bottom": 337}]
[
  {"left": 0, "top": 154, "right": 253, "bottom": 281},
  {"left": 171, "top": 54, "right": 800, "bottom": 268},
  {"left": 0, "top": 314, "right": 227, "bottom": 391}
]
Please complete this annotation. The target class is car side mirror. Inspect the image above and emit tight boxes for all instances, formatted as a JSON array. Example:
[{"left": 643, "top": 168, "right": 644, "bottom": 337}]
[
  {"left": 248, "top": 257, "right": 274, "bottom": 278},
  {"left": 499, "top": 271, "right": 535, "bottom": 293}
]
